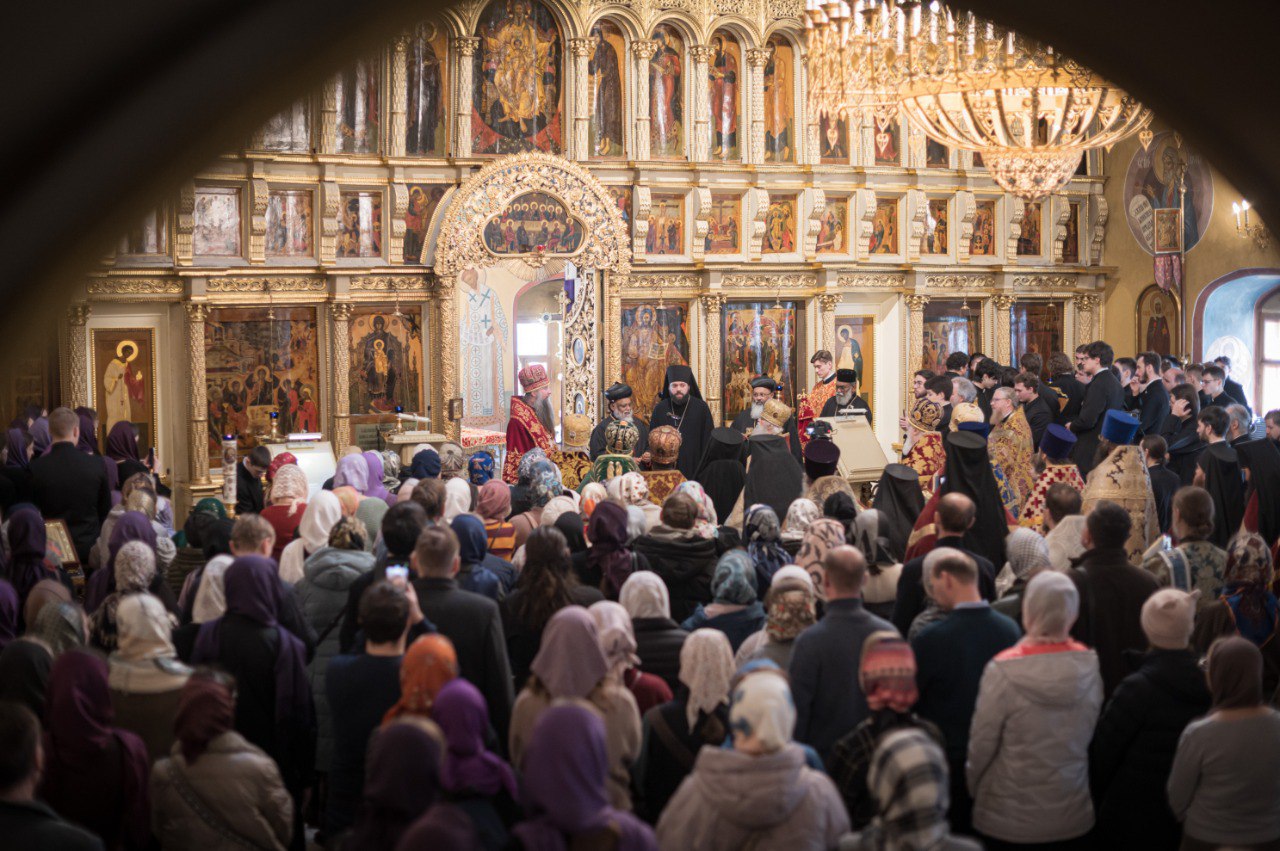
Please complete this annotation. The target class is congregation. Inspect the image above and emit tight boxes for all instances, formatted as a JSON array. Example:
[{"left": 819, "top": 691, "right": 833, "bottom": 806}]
[{"left": 0, "top": 339, "right": 1279, "bottom": 851}]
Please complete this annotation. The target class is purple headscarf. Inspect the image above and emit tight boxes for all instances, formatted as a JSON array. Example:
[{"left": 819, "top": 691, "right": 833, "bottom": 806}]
[
  {"left": 74, "top": 409, "right": 98, "bottom": 455},
  {"left": 362, "top": 450, "right": 390, "bottom": 502},
  {"left": 334, "top": 454, "right": 369, "bottom": 494},
  {"left": 5, "top": 428, "right": 28, "bottom": 470},
  {"left": 104, "top": 421, "right": 140, "bottom": 464},
  {"left": 30, "top": 418, "right": 51, "bottom": 456},
  {"left": 0, "top": 579, "right": 17, "bottom": 651},
  {"left": 6, "top": 508, "right": 48, "bottom": 609},
  {"left": 587, "top": 501, "right": 634, "bottom": 597},
  {"left": 345, "top": 722, "right": 442, "bottom": 851},
  {"left": 513, "top": 705, "right": 658, "bottom": 851},
  {"left": 529, "top": 607, "right": 608, "bottom": 699},
  {"left": 434, "top": 678, "right": 519, "bottom": 800},
  {"left": 84, "top": 511, "right": 156, "bottom": 613}
]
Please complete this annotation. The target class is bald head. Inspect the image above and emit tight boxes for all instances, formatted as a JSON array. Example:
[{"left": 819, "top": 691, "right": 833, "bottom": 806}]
[
  {"left": 937, "top": 493, "right": 976, "bottom": 536},
  {"left": 823, "top": 545, "right": 867, "bottom": 599}
]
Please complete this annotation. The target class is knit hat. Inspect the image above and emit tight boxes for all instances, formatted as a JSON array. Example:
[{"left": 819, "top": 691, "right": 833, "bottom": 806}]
[
  {"left": 1101, "top": 409, "right": 1141, "bottom": 445},
  {"left": 562, "top": 414, "right": 591, "bottom": 451},
  {"left": 760, "top": 398, "right": 792, "bottom": 429},
  {"left": 859, "top": 630, "right": 918, "bottom": 713},
  {"left": 1141, "top": 588, "right": 1200, "bottom": 649},
  {"left": 604, "top": 419, "right": 638, "bottom": 455}
]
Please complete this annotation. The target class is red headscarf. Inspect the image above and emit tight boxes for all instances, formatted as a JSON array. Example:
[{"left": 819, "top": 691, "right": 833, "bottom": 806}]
[
  {"left": 266, "top": 451, "right": 297, "bottom": 482},
  {"left": 382, "top": 634, "right": 458, "bottom": 724}
]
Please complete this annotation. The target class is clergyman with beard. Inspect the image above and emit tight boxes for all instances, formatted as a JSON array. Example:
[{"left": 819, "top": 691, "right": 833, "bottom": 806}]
[
  {"left": 501, "top": 363, "right": 559, "bottom": 483},
  {"left": 731, "top": 375, "right": 803, "bottom": 463},
  {"left": 649, "top": 365, "right": 714, "bottom": 479},
  {"left": 820, "top": 368, "right": 873, "bottom": 425},
  {"left": 589, "top": 381, "right": 650, "bottom": 461}
]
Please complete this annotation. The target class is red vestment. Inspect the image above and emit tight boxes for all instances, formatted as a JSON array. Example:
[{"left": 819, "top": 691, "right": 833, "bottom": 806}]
[{"left": 502, "top": 396, "right": 555, "bottom": 483}]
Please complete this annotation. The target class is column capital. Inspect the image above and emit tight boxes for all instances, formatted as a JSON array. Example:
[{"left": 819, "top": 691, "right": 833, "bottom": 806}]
[
  {"left": 991, "top": 293, "right": 1017, "bottom": 311},
  {"left": 631, "top": 40, "right": 658, "bottom": 62},
  {"left": 904, "top": 293, "right": 931, "bottom": 312},
  {"left": 746, "top": 47, "right": 771, "bottom": 68},
  {"left": 330, "top": 301, "right": 354, "bottom": 322},
  {"left": 454, "top": 36, "right": 481, "bottom": 56},
  {"left": 183, "top": 301, "right": 209, "bottom": 323},
  {"left": 689, "top": 44, "right": 715, "bottom": 63},
  {"left": 1073, "top": 292, "right": 1100, "bottom": 311},
  {"left": 67, "top": 303, "right": 92, "bottom": 326},
  {"left": 816, "top": 293, "right": 840, "bottom": 313},
  {"left": 700, "top": 293, "right": 727, "bottom": 312},
  {"left": 568, "top": 37, "right": 592, "bottom": 58}
]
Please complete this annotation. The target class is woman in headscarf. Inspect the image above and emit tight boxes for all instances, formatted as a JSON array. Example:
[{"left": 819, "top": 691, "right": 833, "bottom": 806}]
[
  {"left": 905, "top": 431, "right": 1014, "bottom": 568},
  {"left": 1167, "top": 636, "right": 1280, "bottom": 851},
  {"left": 796, "top": 518, "right": 846, "bottom": 601},
  {"left": 553, "top": 508, "right": 587, "bottom": 552},
  {"left": 452, "top": 514, "right": 506, "bottom": 600},
  {"left": 442, "top": 476, "right": 475, "bottom": 524},
  {"left": 108, "top": 593, "right": 192, "bottom": 761},
  {"left": 609, "top": 471, "right": 662, "bottom": 531},
  {"left": 29, "top": 600, "right": 86, "bottom": 656},
  {"left": 507, "top": 447, "right": 544, "bottom": 517},
  {"left": 0, "top": 636, "right": 53, "bottom": 717},
  {"left": 580, "top": 481, "right": 608, "bottom": 516},
  {"left": 808, "top": 474, "right": 856, "bottom": 514},
  {"left": 345, "top": 721, "right": 444, "bottom": 851},
  {"left": 680, "top": 550, "right": 766, "bottom": 653},
  {"left": 509, "top": 606, "right": 641, "bottom": 810},
  {"left": 4, "top": 426, "right": 30, "bottom": 470},
  {"left": 1194, "top": 532, "right": 1280, "bottom": 695},
  {"left": 476, "top": 480, "right": 517, "bottom": 561},
  {"left": 580, "top": 419, "right": 641, "bottom": 488},
  {"left": 580, "top": 501, "right": 646, "bottom": 597},
  {"left": 635, "top": 628, "right": 734, "bottom": 821},
  {"left": 104, "top": 419, "right": 141, "bottom": 472},
  {"left": 781, "top": 497, "right": 820, "bottom": 554},
  {"left": 409, "top": 446, "right": 442, "bottom": 482},
  {"left": 510, "top": 465, "right": 561, "bottom": 550},
  {"left": 439, "top": 441, "right": 467, "bottom": 480},
  {"left": 278, "top": 489, "right": 343, "bottom": 585},
  {"left": 851, "top": 509, "right": 904, "bottom": 621},
  {"left": 468, "top": 451, "right": 496, "bottom": 487},
  {"left": 29, "top": 416, "right": 51, "bottom": 456},
  {"left": 734, "top": 566, "right": 817, "bottom": 670},
  {"left": 991, "top": 526, "right": 1054, "bottom": 629},
  {"left": 871, "top": 463, "right": 926, "bottom": 559},
  {"left": 620, "top": 571, "right": 687, "bottom": 692},
  {"left": 432, "top": 677, "right": 520, "bottom": 847},
  {"left": 0, "top": 578, "right": 16, "bottom": 652},
  {"left": 744, "top": 504, "right": 790, "bottom": 591},
  {"left": 175, "top": 496, "right": 232, "bottom": 610},
  {"left": 333, "top": 452, "right": 369, "bottom": 494},
  {"left": 675, "top": 480, "right": 720, "bottom": 540},
  {"left": 40, "top": 650, "right": 151, "bottom": 850},
  {"left": 88, "top": 539, "right": 160, "bottom": 652},
  {"left": 21, "top": 577, "right": 70, "bottom": 634},
  {"left": 381, "top": 633, "right": 457, "bottom": 725},
  {"left": 967, "top": 571, "right": 1102, "bottom": 847},
  {"left": 823, "top": 491, "right": 859, "bottom": 537},
  {"left": 74, "top": 407, "right": 100, "bottom": 455},
  {"left": 656, "top": 669, "right": 849, "bottom": 849},
  {"left": 151, "top": 673, "right": 294, "bottom": 851},
  {"left": 513, "top": 704, "right": 657, "bottom": 851},
  {"left": 86, "top": 501, "right": 177, "bottom": 615},
  {"left": 5, "top": 506, "right": 61, "bottom": 619},
  {"left": 261, "top": 462, "right": 308, "bottom": 561},
  {"left": 267, "top": 451, "right": 298, "bottom": 484},
  {"left": 191, "top": 554, "right": 234, "bottom": 624},
  {"left": 591, "top": 600, "right": 673, "bottom": 715},
  {"left": 361, "top": 450, "right": 391, "bottom": 503},
  {"left": 695, "top": 427, "right": 747, "bottom": 524}
]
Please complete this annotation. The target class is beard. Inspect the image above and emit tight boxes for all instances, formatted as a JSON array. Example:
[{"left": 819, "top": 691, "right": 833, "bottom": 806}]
[
  {"left": 534, "top": 395, "right": 556, "bottom": 434},
  {"left": 612, "top": 410, "right": 633, "bottom": 423},
  {"left": 836, "top": 390, "right": 853, "bottom": 406},
  {"left": 750, "top": 402, "right": 764, "bottom": 420},
  {"left": 670, "top": 390, "right": 688, "bottom": 407}
]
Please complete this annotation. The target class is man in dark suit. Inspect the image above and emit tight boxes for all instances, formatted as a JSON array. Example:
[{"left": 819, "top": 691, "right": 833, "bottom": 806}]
[
  {"left": 1214, "top": 356, "right": 1253, "bottom": 415},
  {"left": 235, "top": 444, "right": 270, "bottom": 515},
  {"left": 30, "top": 406, "right": 111, "bottom": 564},
  {"left": 1020, "top": 352, "right": 1062, "bottom": 424},
  {"left": 1068, "top": 341, "right": 1125, "bottom": 476},
  {"left": 1127, "top": 351, "right": 1172, "bottom": 438},
  {"left": 944, "top": 351, "right": 969, "bottom": 381},
  {"left": 1141, "top": 435, "right": 1181, "bottom": 534},
  {"left": 1013, "top": 371, "right": 1055, "bottom": 449},
  {"left": 1047, "top": 351, "right": 1083, "bottom": 421},
  {"left": 972, "top": 358, "right": 1000, "bottom": 420}
]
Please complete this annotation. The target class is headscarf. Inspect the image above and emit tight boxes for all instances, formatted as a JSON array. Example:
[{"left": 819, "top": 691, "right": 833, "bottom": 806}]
[
  {"left": 809, "top": 475, "right": 855, "bottom": 512},
  {"left": 106, "top": 511, "right": 156, "bottom": 577},
  {"left": 22, "top": 579, "right": 70, "bottom": 635},
  {"left": 824, "top": 492, "right": 860, "bottom": 538},
  {"left": 1021, "top": 570, "right": 1080, "bottom": 643},
  {"left": 173, "top": 675, "right": 235, "bottom": 764},
  {"left": 4, "top": 428, "right": 28, "bottom": 470},
  {"left": 513, "top": 705, "right": 657, "bottom": 851},
  {"left": 588, "top": 502, "right": 634, "bottom": 596},
  {"left": 607, "top": 472, "right": 650, "bottom": 507},
  {"left": 679, "top": 628, "right": 735, "bottom": 731},
  {"left": 530, "top": 467, "right": 562, "bottom": 509},
  {"left": 380, "top": 450, "right": 401, "bottom": 487},
  {"left": 865, "top": 728, "right": 952, "bottom": 851},
  {"left": 333, "top": 453, "right": 370, "bottom": 493},
  {"left": 382, "top": 634, "right": 458, "bottom": 723},
  {"left": 589, "top": 601, "right": 640, "bottom": 680},
  {"left": 872, "top": 464, "right": 927, "bottom": 558},
  {"left": 363, "top": 450, "right": 390, "bottom": 502},
  {"left": 1222, "top": 532, "right": 1278, "bottom": 646},
  {"left": 516, "top": 448, "right": 548, "bottom": 485},
  {"left": 111, "top": 593, "right": 183, "bottom": 671},
  {"left": 332, "top": 486, "right": 361, "bottom": 517},
  {"left": 711, "top": 550, "right": 758, "bottom": 606},
  {"left": 851, "top": 509, "right": 898, "bottom": 567},
  {"left": 396, "top": 805, "right": 483, "bottom": 851},
  {"left": 554, "top": 512, "right": 588, "bottom": 556},
  {"left": 744, "top": 504, "right": 789, "bottom": 590},
  {"left": 796, "top": 518, "right": 845, "bottom": 595},
  {"left": 30, "top": 601, "right": 86, "bottom": 656},
  {"left": 411, "top": 448, "right": 442, "bottom": 480},
  {"left": 675, "top": 481, "right": 719, "bottom": 539},
  {"left": 396, "top": 478, "right": 419, "bottom": 505},
  {"left": 269, "top": 463, "right": 308, "bottom": 513},
  {"left": 764, "top": 574, "right": 816, "bottom": 643},
  {"left": 530, "top": 607, "right": 608, "bottom": 699},
  {"left": 620, "top": 571, "right": 670, "bottom": 620},
  {"left": 6, "top": 508, "right": 50, "bottom": 604},
  {"left": 580, "top": 482, "right": 608, "bottom": 517},
  {"left": 476, "top": 480, "right": 512, "bottom": 522},
  {"left": 266, "top": 451, "right": 297, "bottom": 482},
  {"left": 0, "top": 579, "right": 17, "bottom": 651},
  {"left": 452, "top": 514, "right": 489, "bottom": 570},
  {"left": 439, "top": 442, "right": 467, "bottom": 480},
  {"left": 997, "top": 527, "right": 1052, "bottom": 596},
  {"left": 434, "top": 677, "right": 519, "bottom": 800},
  {"left": 114, "top": 540, "right": 155, "bottom": 593},
  {"left": 347, "top": 722, "right": 443, "bottom": 851},
  {"left": 729, "top": 669, "right": 795, "bottom": 753},
  {"left": 279, "top": 490, "right": 343, "bottom": 584},
  {"left": 104, "top": 421, "right": 140, "bottom": 464},
  {"left": 0, "top": 639, "right": 53, "bottom": 718},
  {"left": 782, "top": 498, "right": 820, "bottom": 542},
  {"left": 468, "top": 452, "right": 496, "bottom": 486},
  {"left": 1207, "top": 635, "right": 1265, "bottom": 711},
  {"left": 443, "top": 477, "right": 472, "bottom": 522},
  {"left": 29, "top": 418, "right": 51, "bottom": 456},
  {"left": 541, "top": 495, "right": 577, "bottom": 529},
  {"left": 75, "top": 410, "right": 98, "bottom": 454},
  {"left": 859, "top": 631, "right": 918, "bottom": 713},
  {"left": 191, "top": 554, "right": 233, "bottom": 623}
]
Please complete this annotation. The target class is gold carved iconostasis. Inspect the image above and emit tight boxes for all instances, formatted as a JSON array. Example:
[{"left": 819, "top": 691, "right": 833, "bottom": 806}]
[{"left": 69, "top": 0, "right": 1115, "bottom": 515}]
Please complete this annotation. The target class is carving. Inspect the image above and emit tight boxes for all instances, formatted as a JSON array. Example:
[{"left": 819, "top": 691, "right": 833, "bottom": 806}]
[
  {"left": 632, "top": 40, "right": 658, "bottom": 162},
  {"left": 991, "top": 293, "right": 1017, "bottom": 311},
  {"left": 853, "top": 189, "right": 876, "bottom": 257},
  {"left": 992, "top": 294, "right": 1016, "bottom": 364},
  {"left": 389, "top": 35, "right": 408, "bottom": 159},
  {"left": 955, "top": 190, "right": 975, "bottom": 263},
  {"left": 1050, "top": 195, "right": 1072, "bottom": 264},
  {"left": 721, "top": 272, "right": 815, "bottom": 289},
  {"left": 320, "top": 75, "right": 338, "bottom": 155},
  {"left": 390, "top": 183, "right": 409, "bottom": 264},
  {"left": 569, "top": 38, "right": 592, "bottom": 161},
  {"left": 184, "top": 301, "right": 210, "bottom": 484},
  {"left": 1012, "top": 274, "right": 1076, "bottom": 291},
  {"left": 454, "top": 37, "right": 481, "bottom": 157},
  {"left": 350, "top": 275, "right": 431, "bottom": 291},
  {"left": 701, "top": 294, "right": 726, "bottom": 424},
  {"left": 925, "top": 273, "right": 995, "bottom": 290},
  {"left": 633, "top": 186, "right": 652, "bottom": 261},
  {"left": 904, "top": 294, "right": 931, "bottom": 311},
  {"left": 905, "top": 189, "right": 927, "bottom": 264},
  {"left": 838, "top": 272, "right": 906, "bottom": 289},
  {"left": 330, "top": 301, "right": 352, "bottom": 449},
  {"left": 690, "top": 45, "right": 714, "bottom": 163},
  {"left": 817, "top": 292, "right": 839, "bottom": 356},
  {"left": 176, "top": 182, "right": 195, "bottom": 265},
  {"left": 249, "top": 178, "right": 269, "bottom": 263},
  {"left": 748, "top": 188, "right": 768, "bottom": 259},
  {"left": 1091, "top": 196, "right": 1109, "bottom": 266},
  {"left": 691, "top": 187, "right": 712, "bottom": 264},
  {"left": 905, "top": 293, "right": 929, "bottom": 388},
  {"left": 803, "top": 189, "right": 824, "bottom": 258},
  {"left": 1074, "top": 292, "right": 1101, "bottom": 343},
  {"left": 88, "top": 277, "right": 183, "bottom": 296},
  {"left": 1006, "top": 196, "right": 1026, "bottom": 259},
  {"left": 747, "top": 47, "right": 769, "bottom": 165},
  {"left": 320, "top": 181, "right": 340, "bottom": 262},
  {"left": 206, "top": 276, "right": 327, "bottom": 293},
  {"left": 627, "top": 273, "right": 701, "bottom": 290}
]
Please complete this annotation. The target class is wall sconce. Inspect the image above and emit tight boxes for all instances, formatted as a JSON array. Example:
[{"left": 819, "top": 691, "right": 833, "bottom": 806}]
[{"left": 1233, "top": 200, "right": 1271, "bottom": 250}]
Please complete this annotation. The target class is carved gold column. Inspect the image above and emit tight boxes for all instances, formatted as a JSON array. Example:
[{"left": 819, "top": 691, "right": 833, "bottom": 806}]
[
  {"left": 701, "top": 294, "right": 726, "bottom": 425},
  {"left": 389, "top": 34, "right": 409, "bottom": 158},
  {"left": 320, "top": 76, "right": 338, "bottom": 155},
  {"left": 801, "top": 51, "right": 819, "bottom": 165},
  {"left": 690, "top": 44, "right": 714, "bottom": 163},
  {"left": 454, "top": 37, "right": 480, "bottom": 157},
  {"left": 64, "top": 303, "right": 91, "bottom": 408},
  {"left": 330, "top": 302, "right": 353, "bottom": 449},
  {"left": 992, "top": 294, "right": 1017, "bottom": 366},
  {"left": 1073, "top": 293, "right": 1099, "bottom": 346},
  {"left": 817, "top": 293, "right": 839, "bottom": 359},
  {"left": 569, "top": 37, "right": 592, "bottom": 161},
  {"left": 632, "top": 40, "right": 657, "bottom": 162},
  {"left": 184, "top": 302, "right": 211, "bottom": 484},
  {"left": 439, "top": 279, "right": 460, "bottom": 441},
  {"left": 746, "top": 47, "right": 770, "bottom": 165},
  {"left": 604, "top": 271, "right": 624, "bottom": 385},
  {"left": 905, "top": 294, "right": 930, "bottom": 384}
]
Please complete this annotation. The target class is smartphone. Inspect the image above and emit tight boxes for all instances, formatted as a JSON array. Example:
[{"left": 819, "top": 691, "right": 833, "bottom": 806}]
[{"left": 386, "top": 565, "right": 409, "bottom": 589}]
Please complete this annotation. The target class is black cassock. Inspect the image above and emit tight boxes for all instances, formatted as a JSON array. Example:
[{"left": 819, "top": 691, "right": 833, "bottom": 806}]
[
  {"left": 587, "top": 415, "right": 649, "bottom": 461},
  {"left": 819, "top": 394, "right": 873, "bottom": 426},
  {"left": 729, "top": 409, "right": 803, "bottom": 464},
  {"left": 650, "top": 396, "right": 713, "bottom": 479}
]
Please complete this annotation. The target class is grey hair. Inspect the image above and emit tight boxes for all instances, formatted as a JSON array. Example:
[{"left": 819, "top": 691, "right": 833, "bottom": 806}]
[
  {"left": 952, "top": 377, "right": 978, "bottom": 403},
  {"left": 993, "top": 386, "right": 1017, "bottom": 406},
  {"left": 1227, "top": 404, "right": 1251, "bottom": 435},
  {"left": 1022, "top": 570, "right": 1079, "bottom": 641}
]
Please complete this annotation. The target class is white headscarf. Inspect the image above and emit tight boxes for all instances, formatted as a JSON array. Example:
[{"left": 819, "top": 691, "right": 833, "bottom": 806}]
[
  {"left": 114, "top": 540, "right": 156, "bottom": 593},
  {"left": 269, "top": 463, "right": 309, "bottom": 512},
  {"left": 443, "top": 477, "right": 472, "bottom": 522},
  {"left": 620, "top": 571, "right": 670, "bottom": 619},
  {"left": 680, "top": 628, "right": 735, "bottom": 731},
  {"left": 192, "top": 554, "right": 234, "bottom": 623},
  {"left": 108, "top": 593, "right": 190, "bottom": 694},
  {"left": 730, "top": 670, "right": 796, "bottom": 753},
  {"left": 541, "top": 495, "right": 578, "bottom": 529},
  {"left": 781, "top": 498, "right": 820, "bottom": 542},
  {"left": 1022, "top": 570, "right": 1080, "bottom": 642},
  {"left": 589, "top": 601, "right": 640, "bottom": 680},
  {"left": 770, "top": 564, "right": 814, "bottom": 590},
  {"left": 608, "top": 472, "right": 651, "bottom": 507},
  {"left": 278, "top": 489, "right": 342, "bottom": 584}
]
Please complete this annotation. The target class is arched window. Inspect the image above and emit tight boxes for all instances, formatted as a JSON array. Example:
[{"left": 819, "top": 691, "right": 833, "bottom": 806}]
[
  {"left": 762, "top": 35, "right": 795, "bottom": 163},
  {"left": 472, "top": 0, "right": 563, "bottom": 155},
  {"left": 707, "top": 29, "right": 741, "bottom": 162},
  {"left": 649, "top": 23, "right": 685, "bottom": 160},
  {"left": 406, "top": 22, "right": 448, "bottom": 156},
  {"left": 588, "top": 18, "right": 626, "bottom": 158},
  {"left": 1257, "top": 288, "right": 1280, "bottom": 411}
]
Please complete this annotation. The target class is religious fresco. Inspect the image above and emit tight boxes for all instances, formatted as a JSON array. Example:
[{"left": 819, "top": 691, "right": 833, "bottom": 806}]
[
  {"left": 253, "top": 101, "right": 310, "bottom": 153},
  {"left": 403, "top": 184, "right": 447, "bottom": 264},
  {"left": 763, "top": 196, "right": 797, "bottom": 254},
  {"left": 708, "top": 30, "right": 740, "bottom": 161},
  {"left": 921, "top": 198, "right": 948, "bottom": 255},
  {"left": 921, "top": 301, "right": 979, "bottom": 373},
  {"left": 265, "top": 190, "right": 313, "bottom": 258},
  {"left": 1063, "top": 202, "right": 1081, "bottom": 263},
  {"left": 606, "top": 185, "right": 631, "bottom": 225},
  {"left": 762, "top": 36, "right": 795, "bottom": 163},
  {"left": 458, "top": 265, "right": 513, "bottom": 427},
  {"left": 971, "top": 199, "right": 997, "bottom": 256},
  {"left": 620, "top": 302, "right": 690, "bottom": 420},
  {"left": 204, "top": 307, "right": 320, "bottom": 462},
  {"left": 819, "top": 113, "right": 848, "bottom": 163},
  {"left": 406, "top": 22, "right": 448, "bottom": 156},
  {"left": 117, "top": 206, "right": 167, "bottom": 256},
  {"left": 1124, "top": 130, "right": 1213, "bottom": 255},
  {"left": 335, "top": 56, "right": 381, "bottom": 154},
  {"left": 91, "top": 328, "right": 156, "bottom": 452},
  {"left": 588, "top": 19, "right": 626, "bottom": 158},
  {"left": 649, "top": 24, "right": 685, "bottom": 159},
  {"left": 868, "top": 197, "right": 899, "bottom": 255},
  {"left": 706, "top": 193, "right": 741, "bottom": 254},
  {"left": 1010, "top": 302, "right": 1064, "bottom": 374},
  {"left": 1136, "top": 285, "right": 1178, "bottom": 356},
  {"left": 816, "top": 198, "right": 847, "bottom": 254},
  {"left": 925, "top": 137, "right": 949, "bottom": 168},
  {"left": 337, "top": 191, "right": 382, "bottom": 258},
  {"left": 193, "top": 187, "right": 241, "bottom": 257},
  {"left": 473, "top": 0, "right": 563, "bottom": 155},
  {"left": 483, "top": 192, "right": 584, "bottom": 255},
  {"left": 646, "top": 194, "right": 684, "bottom": 255},
  {"left": 1016, "top": 202, "right": 1042, "bottom": 256},
  {"left": 873, "top": 116, "right": 900, "bottom": 165},
  {"left": 723, "top": 302, "right": 798, "bottom": 421},
  {"left": 1154, "top": 207, "right": 1183, "bottom": 254},
  {"left": 349, "top": 307, "right": 422, "bottom": 417},
  {"left": 834, "top": 315, "right": 874, "bottom": 405}
]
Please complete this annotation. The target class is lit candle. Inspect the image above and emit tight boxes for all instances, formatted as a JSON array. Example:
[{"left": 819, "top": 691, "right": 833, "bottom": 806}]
[{"left": 1234, "top": 202, "right": 1242, "bottom": 230}]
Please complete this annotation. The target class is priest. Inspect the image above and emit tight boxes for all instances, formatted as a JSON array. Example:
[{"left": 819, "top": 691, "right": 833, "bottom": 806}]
[
  {"left": 819, "top": 368, "right": 873, "bottom": 426},
  {"left": 589, "top": 381, "right": 650, "bottom": 461},
  {"left": 650, "top": 365, "right": 714, "bottom": 479},
  {"left": 730, "top": 376, "right": 803, "bottom": 463},
  {"left": 738, "top": 399, "right": 805, "bottom": 522},
  {"left": 502, "top": 364, "right": 557, "bottom": 483}
]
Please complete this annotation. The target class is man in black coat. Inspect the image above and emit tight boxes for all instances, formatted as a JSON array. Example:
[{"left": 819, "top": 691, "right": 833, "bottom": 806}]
[
  {"left": 235, "top": 444, "right": 271, "bottom": 515},
  {"left": 30, "top": 407, "right": 110, "bottom": 564},
  {"left": 1162, "top": 385, "right": 1206, "bottom": 484},
  {"left": 1213, "top": 355, "right": 1253, "bottom": 415},
  {"left": 1068, "top": 341, "right": 1125, "bottom": 476},
  {"left": 1019, "top": 352, "right": 1062, "bottom": 425},
  {"left": 1013, "top": 371, "right": 1055, "bottom": 449},
  {"left": 1047, "top": 351, "right": 1084, "bottom": 421},
  {"left": 891, "top": 493, "right": 996, "bottom": 636},
  {"left": 1127, "top": 351, "right": 1171, "bottom": 438}
]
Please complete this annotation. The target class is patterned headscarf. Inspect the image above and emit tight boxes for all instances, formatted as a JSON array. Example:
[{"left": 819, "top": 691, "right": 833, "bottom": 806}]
[
  {"left": 729, "top": 669, "right": 795, "bottom": 753},
  {"left": 744, "top": 504, "right": 789, "bottom": 590},
  {"left": 113, "top": 540, "right": 156, "bottom": 593},
  {"left": 676, "top": 481, "right": 719, "bottom": 539},
  {"left": 796, "top": 518, "right": 846, "bottom": 598},
  {"left": 579, "top": 482, "right": 608, "bottom": 517},
  {"left": 332, "top": 486, "right": 361, "bottom": 517},
  {"left": 589, "top": 601, "right": 640, "bottom": 680},
  {"left": 468, "top": 452, "right": 495, "bottom": 486},
  {"left": 383, "top": 634, "right": 458, "bottom": 723},
  {"left": 765, "top": 576, "right": 817, "bottom": 643},
  {"left": 269, "top": 463, "right": 308, "bottom": 514},
  {"left": 866, "top": 729, "right": 951, "bottom": 851},
  {"left": 529, "top": 467, "right": 561, "bottom": 509},
  {"left": 516, "top": 448, "right": 547, "bottom": 486},
  {"left": 619, "top": 571, "right": 670, "bottom": 619},
  {"left": 781, "top": 498, "right": 820, "bottom": 542},
  {"left": 266, "top": 452, "right": 297, "bottom": 482},
  {"left": 859, "top": 631, "right": 918, "bottom": 713},
  {"left": 439, "top": 442, "right": 466, "bottom": 480},
  {"left": 608, "top": 472, "right": 651, "bottom": 507},
  {"left": 1223, "top": 533, "right": 1279, "bottom": 646},
  {"left": 712, "top": 550, "right": 758, "bottom": 606},
  {"left": 808, "top": 475, "right": 855, "bottom": 510},
  {"left": 679, "top": 628, "right": 735, "bottom": 731}
]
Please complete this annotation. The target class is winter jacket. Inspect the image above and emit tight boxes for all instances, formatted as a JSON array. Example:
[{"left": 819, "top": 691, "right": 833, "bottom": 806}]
[
  {"left": 967, "top": 643, "right": 1103, "bottom": 844},
  {"left": 1089, "top": 648, "right": 1211, "bottom": 850},
  {"left": 1069, "top": 546, "right": 1160, "bottom": 697},
  {"left": 294, "top": 545, "right": 373, "bottom": 772},
  {"left": 655, "top": 743, "right": 850, "bottom": 851},
  {"left": 681, "top": 602, "right": 766, "bottom": 653},
  {"left": 150, "top": 731, "right": 293, "bottom": 851},
  {"left": 634, "top": 530, "right": 720, "bottom": 623},
  {"left": 632, "top": 617, "right": 688, "bottom": 692}
]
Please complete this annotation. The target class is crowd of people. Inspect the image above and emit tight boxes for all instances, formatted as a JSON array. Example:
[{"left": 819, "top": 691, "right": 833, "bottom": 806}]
[{"left": 0, "top": 337, "right": 1279, "bottom": 850}]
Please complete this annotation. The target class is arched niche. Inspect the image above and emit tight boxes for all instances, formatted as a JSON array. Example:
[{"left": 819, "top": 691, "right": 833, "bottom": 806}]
[{"left": 434, "top": 152, "right": 631, "bottom": 440}]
